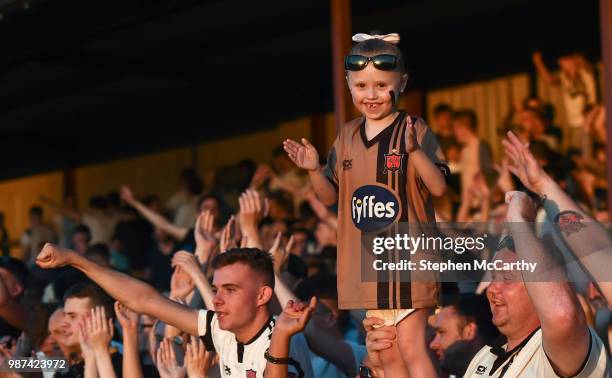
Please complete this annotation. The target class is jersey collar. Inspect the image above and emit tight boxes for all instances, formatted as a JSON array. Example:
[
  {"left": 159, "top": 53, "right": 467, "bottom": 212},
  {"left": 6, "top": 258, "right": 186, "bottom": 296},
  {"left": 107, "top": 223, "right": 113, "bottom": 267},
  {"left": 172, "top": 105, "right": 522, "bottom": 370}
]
[{"left": 359, "top": 111, "right": 406, "bottom": 149}]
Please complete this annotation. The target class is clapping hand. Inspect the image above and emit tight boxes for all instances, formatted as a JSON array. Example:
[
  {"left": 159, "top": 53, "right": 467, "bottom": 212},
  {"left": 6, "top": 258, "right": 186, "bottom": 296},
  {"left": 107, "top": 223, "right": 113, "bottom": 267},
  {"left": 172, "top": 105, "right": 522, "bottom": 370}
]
[{"left": 283, "top": 138, "right": 321, "bottom": 171}]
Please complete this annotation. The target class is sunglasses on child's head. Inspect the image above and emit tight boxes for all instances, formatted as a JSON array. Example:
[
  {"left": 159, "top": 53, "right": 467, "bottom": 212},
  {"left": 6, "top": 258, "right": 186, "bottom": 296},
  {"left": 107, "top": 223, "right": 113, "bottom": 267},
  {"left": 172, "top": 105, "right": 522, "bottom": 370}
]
[{"left": 344, "top": 54, "right": 397, "bottom": 71}]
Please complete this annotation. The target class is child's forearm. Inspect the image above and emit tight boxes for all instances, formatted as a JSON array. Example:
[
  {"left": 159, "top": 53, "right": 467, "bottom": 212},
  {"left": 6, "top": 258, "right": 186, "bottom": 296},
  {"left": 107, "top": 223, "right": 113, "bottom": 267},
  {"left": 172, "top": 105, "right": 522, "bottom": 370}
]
[
  {"left": 410, "top": 150, "right": 447, "bottom": 196},
  {"left": 308, "top": 168, "right": 338, "bottom": 206}
]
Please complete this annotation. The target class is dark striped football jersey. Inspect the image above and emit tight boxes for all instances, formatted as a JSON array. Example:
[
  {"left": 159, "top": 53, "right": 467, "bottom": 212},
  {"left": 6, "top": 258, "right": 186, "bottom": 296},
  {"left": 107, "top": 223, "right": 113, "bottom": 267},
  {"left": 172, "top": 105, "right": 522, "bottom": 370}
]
[{"left": 324, "top": 111, "right": 449, "bottom": 309}]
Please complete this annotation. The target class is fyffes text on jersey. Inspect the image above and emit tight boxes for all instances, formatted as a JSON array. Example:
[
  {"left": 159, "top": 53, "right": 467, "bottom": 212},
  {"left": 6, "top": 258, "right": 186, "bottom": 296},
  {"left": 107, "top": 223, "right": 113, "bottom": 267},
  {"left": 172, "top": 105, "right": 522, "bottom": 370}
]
[{"left": 351, "top": 185, "right": 399, "bottom": 232}]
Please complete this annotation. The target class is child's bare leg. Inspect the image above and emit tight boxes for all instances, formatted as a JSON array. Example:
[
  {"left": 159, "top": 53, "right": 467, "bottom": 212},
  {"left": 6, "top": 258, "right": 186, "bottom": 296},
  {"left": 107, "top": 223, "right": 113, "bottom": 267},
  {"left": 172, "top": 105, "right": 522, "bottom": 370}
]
[{"left": 395, "top": 308, "right": 437, "bottom": 378}]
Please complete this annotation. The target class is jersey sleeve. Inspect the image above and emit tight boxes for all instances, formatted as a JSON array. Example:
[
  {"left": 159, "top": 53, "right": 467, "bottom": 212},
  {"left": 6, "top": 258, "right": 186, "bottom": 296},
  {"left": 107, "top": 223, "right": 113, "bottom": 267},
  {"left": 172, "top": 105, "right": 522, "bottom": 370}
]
[
  {"left": 541, "top": 327, "right": 609, "bottom": 378},
  {"left": 415, "top": 117, "right": 451, "bottom": 182},
  {"left": 322, "top": 136, "right": 340, "bottom": 191},
  {"left": 197, "top": 309, "right": 217, "bottom": 352}
]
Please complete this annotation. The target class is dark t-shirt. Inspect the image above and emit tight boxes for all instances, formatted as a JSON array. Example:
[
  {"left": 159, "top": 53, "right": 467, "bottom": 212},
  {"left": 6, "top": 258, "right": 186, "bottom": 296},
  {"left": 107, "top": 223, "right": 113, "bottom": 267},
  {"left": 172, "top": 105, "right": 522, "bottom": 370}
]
[
  {"left": 0, "top": 317, "right": 20, "bottom": 338},
  {"left": 146, "top": 246, "right": 175, "bottom": 292},
  {"left": 114, "top": 219, "right": 154, "bottom": 270},
  {"left": 55, "top": 350, "right": 122, "bottom": 378},
  {"left": 179, "top": 228, "right": 196, "bottom": 252}
]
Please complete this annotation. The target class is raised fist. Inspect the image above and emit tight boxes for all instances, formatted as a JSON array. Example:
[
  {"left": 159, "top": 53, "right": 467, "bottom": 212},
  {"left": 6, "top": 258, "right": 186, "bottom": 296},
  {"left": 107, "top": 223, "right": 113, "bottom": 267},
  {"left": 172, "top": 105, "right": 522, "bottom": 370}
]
[{"left": 36, "top": 243, "right": 73, "bottom": 269}]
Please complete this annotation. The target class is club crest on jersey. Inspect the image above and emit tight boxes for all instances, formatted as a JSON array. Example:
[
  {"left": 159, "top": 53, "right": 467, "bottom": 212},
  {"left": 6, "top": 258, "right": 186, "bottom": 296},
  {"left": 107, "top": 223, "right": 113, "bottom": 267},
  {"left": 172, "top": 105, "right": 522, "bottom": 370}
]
[
  {"left": 383, "top": 149, "right": 404, "bottom": 173},
  {"left": 351, "top": 185, "right": 399, "bottom": 232},
  {"left": 246, "top": 369, "right": 257, "bottom": 378}
]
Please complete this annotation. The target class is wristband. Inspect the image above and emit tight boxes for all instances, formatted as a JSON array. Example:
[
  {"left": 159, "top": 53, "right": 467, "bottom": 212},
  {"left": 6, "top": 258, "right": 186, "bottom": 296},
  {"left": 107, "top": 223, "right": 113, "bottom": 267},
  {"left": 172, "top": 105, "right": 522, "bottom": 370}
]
[{"left": 264, "top": 348, "right": 290, "bottom": 365}]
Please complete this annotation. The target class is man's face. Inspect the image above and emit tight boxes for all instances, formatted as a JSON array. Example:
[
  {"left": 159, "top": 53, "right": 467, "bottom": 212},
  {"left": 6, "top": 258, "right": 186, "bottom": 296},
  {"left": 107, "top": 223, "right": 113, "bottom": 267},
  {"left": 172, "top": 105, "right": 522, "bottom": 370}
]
[
  {"left": 315, "top": 221, "right": 336, "bottom": 247},
  {"left": 452, "top": 119, "right": 471, "bottom": 143},
  {"left": 486, "top": 250, "right": 539, "bottom": 338},
  {"left": 558, "top": 56, "right": 577, "bottom": 75},
  {"left": 429, "top": 306, "right": 472, "bottom": 360},
  {"left": 199, "top": 198, "right": 219, "bottom": 218},
  {"left": 46, "top": 308, "right": 67, "bottom": 356},
  {"left": 434, "top": 111, "right": 453, "bottom": 133},
  {"left": 211, "top": 263, "right": 267, "bottom": 333},
  {"left": 29, "top": 213, "right": 42, "bottom": 226},
  {"left": 290, "top": 231, "right": 308, "bottom": 256},
  {"left": 62, "top": 297, "right": 93, "bottom": 347},
  {"left": 72, "top": 232, "right": 90, "bottom": 255},
  {"left": 346, "top": 62, "right": 405, "bottom": 121}
]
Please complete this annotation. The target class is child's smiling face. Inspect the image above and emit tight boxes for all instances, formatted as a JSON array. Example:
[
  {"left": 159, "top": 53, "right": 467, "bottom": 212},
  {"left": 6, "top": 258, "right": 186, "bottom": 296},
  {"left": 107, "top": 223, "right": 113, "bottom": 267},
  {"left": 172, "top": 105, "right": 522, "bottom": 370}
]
[{"left": 346, "top": 61, "right": 407, "bottom": 121}]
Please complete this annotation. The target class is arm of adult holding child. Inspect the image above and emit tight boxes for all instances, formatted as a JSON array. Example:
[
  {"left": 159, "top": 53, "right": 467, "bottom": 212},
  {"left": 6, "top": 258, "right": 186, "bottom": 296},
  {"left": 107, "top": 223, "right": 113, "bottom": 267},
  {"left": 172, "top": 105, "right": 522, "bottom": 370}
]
[
  {"left": 283, "top": 138, "right": 337, "bottom": 206},
  {"left": 363, "top": 317, "right": 408, "bottom": 378},
  {"left": 502, "top": 130, "right": 612, "bottom": 304},
  {"left": 408, "top": 119, "right": 447, "bottom": 197},
  {"left": 36, "top": 243, "right": 200, "bottom": 336}
]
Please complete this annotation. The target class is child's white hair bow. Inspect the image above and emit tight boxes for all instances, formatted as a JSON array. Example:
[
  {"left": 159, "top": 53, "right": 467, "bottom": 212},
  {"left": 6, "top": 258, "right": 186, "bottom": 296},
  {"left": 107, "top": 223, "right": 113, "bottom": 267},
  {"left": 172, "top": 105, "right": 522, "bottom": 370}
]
[{"left": 352, "top": 33, "right": 400, "bottom": 44}]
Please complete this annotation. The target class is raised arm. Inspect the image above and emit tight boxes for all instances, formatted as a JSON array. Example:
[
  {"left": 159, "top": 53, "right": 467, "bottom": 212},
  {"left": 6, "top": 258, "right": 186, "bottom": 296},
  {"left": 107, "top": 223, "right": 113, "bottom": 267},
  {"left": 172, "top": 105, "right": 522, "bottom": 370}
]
[
  {"left": 172, "top": 251, "right": 214, "bottom": 311},
  {"left": 36, "top": 244, "right": 199, "bottom": 336},
  {"left": 269, "top": 238, "right": 356, "bottom": 377},
  {"left": 87, "top": 306, "right": 117, "bottom": 378},
  {"left": 505, "top": 191, "right": 589, "bottom": 377},
  {"left": 115, "top": 302, "right": 144, "bottom": 378},
  {"left": 120, "top": 186, "right": 189, "bottom": 241},
  {"left": 503, "top": 130, "right": 612, "bottom": 303},
  {"left": 407, "top": 122, "right": 447, "bottom": 197},
  {"left": 238, "top": 189, "right": 266, "bottom": 250},
  {"left": 532, "top": 51, "right": 561, "bottom": 86},
  {"left": 283, "top": 138, "right": 337, "bottom": 206},
  {"left": 265, "top": 297, "right": 316, "bottom": 378}
]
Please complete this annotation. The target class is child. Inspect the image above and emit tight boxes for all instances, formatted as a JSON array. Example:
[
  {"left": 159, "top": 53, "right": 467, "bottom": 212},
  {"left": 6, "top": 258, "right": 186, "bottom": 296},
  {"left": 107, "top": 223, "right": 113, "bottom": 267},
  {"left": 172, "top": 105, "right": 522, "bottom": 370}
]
[{"left": 284, "top": 32, "right": 448, "bottom": 377}]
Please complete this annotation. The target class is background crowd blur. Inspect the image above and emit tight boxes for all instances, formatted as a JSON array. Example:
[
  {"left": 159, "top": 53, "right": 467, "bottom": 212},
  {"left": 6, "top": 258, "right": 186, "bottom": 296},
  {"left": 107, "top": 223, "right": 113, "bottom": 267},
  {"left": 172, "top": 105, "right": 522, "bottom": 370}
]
[{"left": 0, "top": 39, "right": 610, "bottom": 378}]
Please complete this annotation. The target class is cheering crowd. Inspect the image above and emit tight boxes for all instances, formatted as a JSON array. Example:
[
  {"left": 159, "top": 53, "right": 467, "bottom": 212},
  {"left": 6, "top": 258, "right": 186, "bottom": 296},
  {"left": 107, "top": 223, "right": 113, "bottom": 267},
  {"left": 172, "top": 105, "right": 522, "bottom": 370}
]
[{"left": 0, "top": 33, "right": 611, "bottom": 378}]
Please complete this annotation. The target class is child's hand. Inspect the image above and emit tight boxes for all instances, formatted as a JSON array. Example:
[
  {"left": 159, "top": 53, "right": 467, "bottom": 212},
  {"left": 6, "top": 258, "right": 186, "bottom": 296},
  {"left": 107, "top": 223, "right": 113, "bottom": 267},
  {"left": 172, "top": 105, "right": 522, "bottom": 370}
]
[
  {"left": 283, "top": 138, "right": 320, "bottom": 171},
  {"left": 406, "top": 123, "right": 420, "bottom": 153}
]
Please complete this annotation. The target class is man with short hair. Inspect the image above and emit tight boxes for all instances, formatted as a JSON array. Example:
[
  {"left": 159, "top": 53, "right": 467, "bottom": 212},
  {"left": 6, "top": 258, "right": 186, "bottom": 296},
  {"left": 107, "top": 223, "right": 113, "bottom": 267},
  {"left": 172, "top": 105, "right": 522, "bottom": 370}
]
[
  {"left": 36, "top": 244, "right": 314, "bottom": 377},
  {"left": 463, "top": 192, "right": 609, "bottom": 377},
  {"left": 432, "top": 103, "right": 455, "bottom": 146},
  {"left": 429, "top": 294, "right": 499, "bottom": 377},
  {"left": 58, "top": 282, "right": 121, "bottom": 378}
]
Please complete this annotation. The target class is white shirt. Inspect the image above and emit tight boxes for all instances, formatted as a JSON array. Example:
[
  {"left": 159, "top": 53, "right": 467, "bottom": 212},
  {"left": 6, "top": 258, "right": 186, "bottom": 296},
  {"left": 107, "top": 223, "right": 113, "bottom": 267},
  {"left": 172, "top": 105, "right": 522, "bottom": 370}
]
[
  {"left": 464, "top": 328, "right": 610, "bottom": 377},
  {"left": 560, "top": 68, "right": 597, "bottom": 128},
  {"left": 198, "top": 310, "right": 314, "bottom": 378}
]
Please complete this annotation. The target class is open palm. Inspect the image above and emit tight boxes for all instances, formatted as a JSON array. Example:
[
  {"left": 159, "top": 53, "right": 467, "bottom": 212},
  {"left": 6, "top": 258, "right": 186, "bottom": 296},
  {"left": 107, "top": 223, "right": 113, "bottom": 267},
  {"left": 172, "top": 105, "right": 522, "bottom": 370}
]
[
  {"left": 502, "top": 131, "right": 548, "bottom": 193},
  {"left": 283, "top": 138, "right": 320, "bottom": 171}
]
